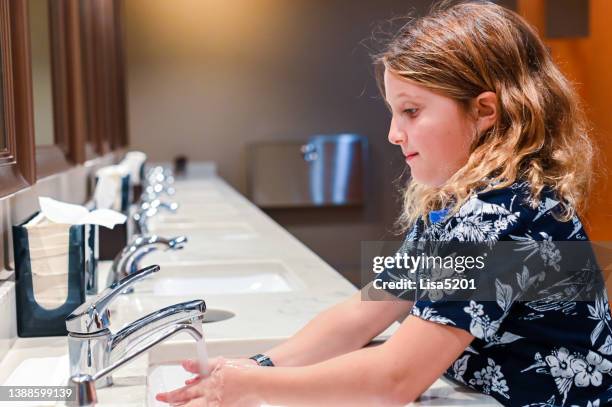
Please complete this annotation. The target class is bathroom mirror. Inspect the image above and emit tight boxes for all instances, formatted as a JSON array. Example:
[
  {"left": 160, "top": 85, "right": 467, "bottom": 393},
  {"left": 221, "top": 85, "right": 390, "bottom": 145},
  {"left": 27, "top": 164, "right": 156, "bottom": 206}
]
[
  {"left": 28, "top": 0, "right": 55, "bottom": 147},
  {"left": 29, "top": 0, "right": 79, "bottom": 177}
]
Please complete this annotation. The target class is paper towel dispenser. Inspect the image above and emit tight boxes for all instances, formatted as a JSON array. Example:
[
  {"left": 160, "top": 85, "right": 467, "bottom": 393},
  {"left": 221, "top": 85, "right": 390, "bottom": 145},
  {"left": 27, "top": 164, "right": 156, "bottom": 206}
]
[{"left": 247, "top": 134, "right": 367, "bottom": 208}]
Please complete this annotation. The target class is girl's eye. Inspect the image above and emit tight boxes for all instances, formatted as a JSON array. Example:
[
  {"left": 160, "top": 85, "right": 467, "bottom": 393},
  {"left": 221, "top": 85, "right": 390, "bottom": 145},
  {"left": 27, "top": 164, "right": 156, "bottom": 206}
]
[{"left": 403, "top": 108, "right": 418, "bottom": 116}]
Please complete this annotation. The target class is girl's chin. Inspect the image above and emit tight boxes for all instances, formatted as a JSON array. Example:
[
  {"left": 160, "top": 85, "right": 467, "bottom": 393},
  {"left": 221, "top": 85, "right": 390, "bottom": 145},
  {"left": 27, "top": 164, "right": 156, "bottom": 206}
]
[{"left": 410, "top": 172, "right": 446, "bottom": 188}]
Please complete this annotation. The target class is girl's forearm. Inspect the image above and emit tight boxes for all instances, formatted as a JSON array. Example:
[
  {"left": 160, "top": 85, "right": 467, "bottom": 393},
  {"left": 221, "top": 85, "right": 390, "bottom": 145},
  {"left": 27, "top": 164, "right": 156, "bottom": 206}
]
[
  {"left": 265, "top": 292, "right": 410, "bottom": 367},
  {"left": 265, "top": 304, "right": 367, "bottom": 367},
  {"left": 237, "top": 346, "right": 409, "bottom": 407}
]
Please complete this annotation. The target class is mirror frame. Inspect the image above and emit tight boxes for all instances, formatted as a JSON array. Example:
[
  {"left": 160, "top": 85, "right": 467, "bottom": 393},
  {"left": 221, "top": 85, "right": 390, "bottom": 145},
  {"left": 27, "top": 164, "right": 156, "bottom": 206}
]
[
  {"left": 0, "top": 0, "right": 36, "bottom": 196},
  {"left": 79, "top": 0, "right": 128, "bottom": 156}
]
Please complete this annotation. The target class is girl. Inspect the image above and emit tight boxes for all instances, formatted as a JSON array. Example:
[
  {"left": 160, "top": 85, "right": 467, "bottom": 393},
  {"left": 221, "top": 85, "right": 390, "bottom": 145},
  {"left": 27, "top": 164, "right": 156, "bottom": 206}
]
[{"left": 156, "top": 1, "right": 611, "bottom": 405}]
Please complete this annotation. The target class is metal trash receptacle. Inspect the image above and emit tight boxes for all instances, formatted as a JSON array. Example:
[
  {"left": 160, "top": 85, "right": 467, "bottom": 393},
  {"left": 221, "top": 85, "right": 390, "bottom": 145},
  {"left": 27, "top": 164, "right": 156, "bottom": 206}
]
[{"left": 247, "top": 134, "right": 367, "bottom": 208}]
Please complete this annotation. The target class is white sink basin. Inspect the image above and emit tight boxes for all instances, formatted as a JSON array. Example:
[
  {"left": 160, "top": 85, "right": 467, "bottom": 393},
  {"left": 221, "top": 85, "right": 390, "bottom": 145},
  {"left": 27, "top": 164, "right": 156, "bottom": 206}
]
[
  {"left": 136, "top": 260, "right": 302, "bottom": 296},
  {"left": 145, "top": 340, "right": 501, "bottom": 407},
  {"left": 147, "top": 364, "right": 192, "bottom": 405},
  {"left": 146, "top": 338, "right": 284, "bottom": 407}
]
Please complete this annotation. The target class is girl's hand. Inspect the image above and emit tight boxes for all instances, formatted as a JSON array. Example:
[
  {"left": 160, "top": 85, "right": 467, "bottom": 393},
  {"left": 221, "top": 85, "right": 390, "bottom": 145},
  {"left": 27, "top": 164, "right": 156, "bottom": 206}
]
[
  {"left": 182, "top": 357, "right": 258, "bottom": 385},
  {"left": 155, "top": 357, "right": 261, "bottom": 406}
]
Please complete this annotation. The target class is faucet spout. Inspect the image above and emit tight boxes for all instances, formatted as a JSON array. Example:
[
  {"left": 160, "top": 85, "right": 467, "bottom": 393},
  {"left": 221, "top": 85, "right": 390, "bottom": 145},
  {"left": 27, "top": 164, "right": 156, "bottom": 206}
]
[
  {"left": 109, "top": 299, "right": 206, "bottom": 364},
  {"left": 133, "top": 199, "right": 179, "bottom": 235},
  {"left": 108, "top": 235, "right": 187, "bottom": 288}
]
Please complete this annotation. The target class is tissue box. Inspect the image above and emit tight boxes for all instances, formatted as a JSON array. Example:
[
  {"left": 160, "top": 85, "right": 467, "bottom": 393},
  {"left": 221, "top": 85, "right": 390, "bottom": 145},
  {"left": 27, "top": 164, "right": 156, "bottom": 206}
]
[
  {"left": 121, "top": 151, "right": 147, "bottom": 203},
  {"left": 132, "top": 163, "right": 146, "bottom": 203},
  {"left": 12, "top": 212, "right": 86, "bottom": 337},
  {"left": 98, "top": 221, "right": 128, "bottom": 261},
  {"left": 133, "top": 184, "right": 143, "bottom": 204},
  {"left": 94, "top": 171, "right": 131, "bottom": 213},
  {"left": 95, "top": 173, "right": 130, "bottom": 260},
  {"left": 85, "top": 224, "right": 98, "bottom": 294},
  {"left": 120, "top": 174, "right": 132, "bottom": 212}
]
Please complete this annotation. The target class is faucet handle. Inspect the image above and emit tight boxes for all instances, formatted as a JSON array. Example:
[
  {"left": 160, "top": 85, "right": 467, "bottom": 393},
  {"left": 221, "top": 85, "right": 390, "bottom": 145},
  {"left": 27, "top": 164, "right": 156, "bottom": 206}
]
[{"left": 66, "top": 264, "right": 160, "bottom": 334}]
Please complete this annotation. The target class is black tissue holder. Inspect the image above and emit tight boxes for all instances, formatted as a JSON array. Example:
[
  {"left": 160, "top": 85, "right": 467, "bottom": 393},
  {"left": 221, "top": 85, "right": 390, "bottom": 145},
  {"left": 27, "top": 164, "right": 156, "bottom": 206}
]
[
  {"left": 97, "top": 173, "right": 131, "bottom": 260},
  {"left": 12, "top": 212, "right": 86, "bottom": 337}
]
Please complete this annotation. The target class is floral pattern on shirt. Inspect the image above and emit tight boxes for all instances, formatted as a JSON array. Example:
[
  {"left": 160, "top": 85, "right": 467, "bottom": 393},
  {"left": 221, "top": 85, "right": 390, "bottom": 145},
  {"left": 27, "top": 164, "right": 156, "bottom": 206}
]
[{"left": 378, "top": 181, "right": 612, "bottom": 406}]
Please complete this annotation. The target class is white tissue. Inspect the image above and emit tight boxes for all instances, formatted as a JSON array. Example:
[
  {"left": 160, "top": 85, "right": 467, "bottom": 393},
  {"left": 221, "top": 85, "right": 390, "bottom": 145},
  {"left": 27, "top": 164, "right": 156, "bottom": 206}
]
[
  {"left": 121, "top": 151, "right": 147, "bottom": 184},
  {"left": 94, "top": 164, "right": 129, "bottom": 210},
  {"left": 39, "top": 197, "right": 127, "bottom": 229}
]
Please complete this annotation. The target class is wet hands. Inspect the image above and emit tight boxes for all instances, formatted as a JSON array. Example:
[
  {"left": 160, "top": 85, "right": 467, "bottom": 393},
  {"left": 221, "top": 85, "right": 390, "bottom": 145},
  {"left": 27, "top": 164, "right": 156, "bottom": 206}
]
[
  {"left": 155, "top": 357, "right": 261, "bottom": 406},
  {"left": 183, "top": 357, "right": 258, "bottom": 386}
]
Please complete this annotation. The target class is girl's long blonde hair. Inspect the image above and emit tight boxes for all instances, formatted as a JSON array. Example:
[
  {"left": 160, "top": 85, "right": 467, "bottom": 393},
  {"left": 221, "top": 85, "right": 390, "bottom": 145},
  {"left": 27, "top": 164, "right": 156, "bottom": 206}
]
[{"left": 375, "top": 0, "right": 597, "bottom": 233}]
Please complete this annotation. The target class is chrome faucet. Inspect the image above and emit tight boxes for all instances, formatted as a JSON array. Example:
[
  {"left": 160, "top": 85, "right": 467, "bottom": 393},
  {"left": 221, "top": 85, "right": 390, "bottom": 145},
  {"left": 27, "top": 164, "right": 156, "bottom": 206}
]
[
  {"left": 144, "top": 183, "right": 176, "bottom": 198},
  {"left": 140, "top": 186, "right": 177, "bottom": 203},
  {"left": 69, "top": 323, "right": 202, "bottom": 406},
  {"left": 107, "top": 235, "right": 187, "bottom": 289},
  {"left": 142, "top": 198, "right": 179, "bottom": 213},
  {"left": 133, "top": 199, "right": 179, "bottom": 235},
  {"left": 143, "top": 166, "right": 176, "bottom": 198},
  {"left": 66, "top": 264, "right": 206, "bottom": 388},
  {"left": 146, "top": 166, "right": 175, "bottom": 186}
]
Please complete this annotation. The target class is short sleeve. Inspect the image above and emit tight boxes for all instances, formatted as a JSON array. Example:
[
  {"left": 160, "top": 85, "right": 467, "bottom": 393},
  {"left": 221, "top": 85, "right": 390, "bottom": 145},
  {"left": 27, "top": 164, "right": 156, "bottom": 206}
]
[
  {"left": 372, "top": 223, "right": 422, "bottom": 301},
  {"left": 409, "top": 192, "right": 538, "bottom": 344}
]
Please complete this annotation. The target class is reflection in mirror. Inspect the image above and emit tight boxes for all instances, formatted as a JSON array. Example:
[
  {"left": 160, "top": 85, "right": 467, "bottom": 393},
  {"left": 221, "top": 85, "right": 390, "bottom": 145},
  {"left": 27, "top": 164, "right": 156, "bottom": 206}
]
[{"left": 28, "top": 0, "right": 55, "bottom": 146}]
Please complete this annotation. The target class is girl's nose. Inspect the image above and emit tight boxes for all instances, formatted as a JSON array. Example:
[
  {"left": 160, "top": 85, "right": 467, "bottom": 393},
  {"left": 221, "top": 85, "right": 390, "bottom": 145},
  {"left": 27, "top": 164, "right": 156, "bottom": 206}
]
[{"left": 387, "top": 120, "right": 406, "bottom": 145}]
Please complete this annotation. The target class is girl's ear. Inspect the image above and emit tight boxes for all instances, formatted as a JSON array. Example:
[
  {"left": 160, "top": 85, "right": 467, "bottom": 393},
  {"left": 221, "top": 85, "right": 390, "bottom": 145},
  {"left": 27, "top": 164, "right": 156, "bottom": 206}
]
[{"left": 472, "top": 91, "right": 498, "bottom": 134}]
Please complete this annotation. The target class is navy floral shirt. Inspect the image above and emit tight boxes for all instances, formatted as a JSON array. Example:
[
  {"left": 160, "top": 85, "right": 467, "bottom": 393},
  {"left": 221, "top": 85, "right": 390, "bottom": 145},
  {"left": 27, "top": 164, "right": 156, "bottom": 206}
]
[{"left": 378, "top": 180, "right": 612, "bottom": 406}]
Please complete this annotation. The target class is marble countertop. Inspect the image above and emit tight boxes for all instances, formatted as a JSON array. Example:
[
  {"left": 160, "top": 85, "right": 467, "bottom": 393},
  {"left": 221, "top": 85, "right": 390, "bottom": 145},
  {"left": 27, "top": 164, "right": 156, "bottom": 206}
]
[{"left": 0, "top": 169, "right": 500, "bottom": 406}]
